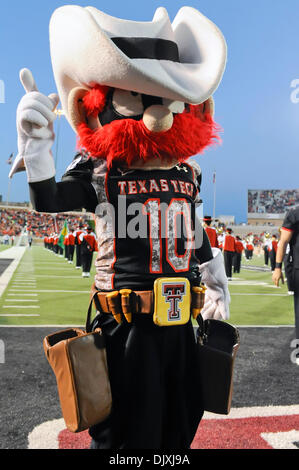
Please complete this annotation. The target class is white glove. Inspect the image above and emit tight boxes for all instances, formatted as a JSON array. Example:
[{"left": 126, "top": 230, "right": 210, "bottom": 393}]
[
  {"left": 9, "top": 68, "right": 59, "bottom": 182},
  {"left": 198, "top": 247, "right": 230, "bottom": 320}
]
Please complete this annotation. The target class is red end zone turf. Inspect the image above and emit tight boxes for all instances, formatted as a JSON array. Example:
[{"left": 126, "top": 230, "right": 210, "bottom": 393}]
[{"left": 54, "top": 413, "right": 299, "bottom": 449}]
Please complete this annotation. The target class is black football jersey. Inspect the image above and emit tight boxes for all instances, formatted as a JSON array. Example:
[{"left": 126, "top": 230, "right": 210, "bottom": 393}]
[
  {"left": 29, "top": 153, "right": 212, "bottom": 291},
  {"left": 91, "top": 160, "right": 206, "bottom": 290}
]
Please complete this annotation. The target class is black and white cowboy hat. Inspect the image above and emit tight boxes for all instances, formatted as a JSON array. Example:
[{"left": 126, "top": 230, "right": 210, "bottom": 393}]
[{"left": 50, "top": 5, "right": 227, "bottom": 130}]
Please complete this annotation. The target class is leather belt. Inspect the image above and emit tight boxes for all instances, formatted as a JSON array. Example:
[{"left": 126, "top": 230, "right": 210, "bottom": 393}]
[
  {"left": 94, "top": 289, "right": 153, "bottom": 315},
  {"left": 90, "top": 283, "right": 206, "bottom": 325}
]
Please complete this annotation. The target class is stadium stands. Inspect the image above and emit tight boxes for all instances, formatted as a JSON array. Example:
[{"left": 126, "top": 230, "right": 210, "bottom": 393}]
[
  {"left": 0, "top": 205, "right": 91, "bottom": 240},
  {"left": 248, "top": 189, "right": 299, "bottom": 214}
]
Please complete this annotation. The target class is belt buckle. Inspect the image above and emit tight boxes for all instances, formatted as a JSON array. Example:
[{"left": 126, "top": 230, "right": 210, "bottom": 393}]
[{"left": 153, "top": 277, "right": 191, "bottom": 326}]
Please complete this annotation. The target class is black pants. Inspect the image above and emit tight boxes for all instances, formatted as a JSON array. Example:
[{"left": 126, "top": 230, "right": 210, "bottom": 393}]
[
  {"left": 264, "top": 247, "right": 269, "bottom": 265},
  {"left": 68, "top": 245, "right": 75, "bottom": 262},
  {"left": 76, "top": 245, "right": 82, "bottom": 267},
  {"left": 233, "top": 252, "right": 241, "bottom": 273},
  {"left": 81, "top": 252, "right": 93, "bottom": 273},
  {"left": 64, "top": 245, "right": 69, "bottom": 259},
  {"left": 89, "top": 314, "right": 203, "bottom": 449},
  {"left": 224, "top": 250, "right": 234, "bottom": 278},
  {"left": 269, "top": 250, "right": 276, "bottom": 271}
]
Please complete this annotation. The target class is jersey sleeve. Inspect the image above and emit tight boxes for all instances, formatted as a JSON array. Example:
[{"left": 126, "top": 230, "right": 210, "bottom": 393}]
[
  {"left": 187, "top": 159, "right": 202, "bottom": 203},
  {"left": 29, "top": 152, "right": 98, "bottom": 213},
  {"left": 282, "top": 209, "right": 296, "bottom": 231},
  {"left": 62, "top": 152, "right": 94, "bottom": 182},
  {"left": 187, "top": 160, "right": 212, "bottom": 262}
]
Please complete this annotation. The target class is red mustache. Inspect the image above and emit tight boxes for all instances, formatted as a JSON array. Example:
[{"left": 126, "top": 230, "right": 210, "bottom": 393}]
[{"left": 77, "top": 105, "right": 221, "bottom": 168}]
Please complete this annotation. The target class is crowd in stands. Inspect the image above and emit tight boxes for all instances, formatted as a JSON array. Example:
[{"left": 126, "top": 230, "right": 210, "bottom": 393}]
[
  {"left": 0, "top": 206, "right": 90, "bottom": 239},
  {"left": 248, "top": 189, "right": 299, "bottom": 214}
]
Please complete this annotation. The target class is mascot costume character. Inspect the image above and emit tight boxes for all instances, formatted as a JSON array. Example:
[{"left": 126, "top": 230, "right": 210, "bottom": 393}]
[{"left": 10, "top": 5, "right": 229, "bottom": 449}]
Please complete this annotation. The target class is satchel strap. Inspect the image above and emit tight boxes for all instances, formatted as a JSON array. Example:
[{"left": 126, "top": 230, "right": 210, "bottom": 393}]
[{"left": 86, "top": 290, "right": 101, "bottom": 333}]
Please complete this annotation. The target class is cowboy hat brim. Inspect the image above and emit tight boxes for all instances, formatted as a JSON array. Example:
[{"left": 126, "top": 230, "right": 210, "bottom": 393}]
[{"left": 50, "top": 6, "right": 227, "bottom": 131}]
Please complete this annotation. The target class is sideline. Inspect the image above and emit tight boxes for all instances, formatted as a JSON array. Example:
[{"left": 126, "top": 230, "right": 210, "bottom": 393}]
[{"left": 0, "top": 247, "right": 26, "bottom": 297}]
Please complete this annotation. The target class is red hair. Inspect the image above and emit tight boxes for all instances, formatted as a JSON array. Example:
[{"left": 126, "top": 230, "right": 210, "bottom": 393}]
[
  {"left": 77, "top": 86, "right": 221, "bottom": 168},
  {"left": 82, "top": 85, "right": 109, "bottom": 117}
]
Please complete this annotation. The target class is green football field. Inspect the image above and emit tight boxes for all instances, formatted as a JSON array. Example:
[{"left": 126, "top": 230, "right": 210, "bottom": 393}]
[
  {"left": 0, "top": 246, "right": 295, "bottom": 327},
  {"left": 0, "top": 245, "right": 11, "bottom": 252}
]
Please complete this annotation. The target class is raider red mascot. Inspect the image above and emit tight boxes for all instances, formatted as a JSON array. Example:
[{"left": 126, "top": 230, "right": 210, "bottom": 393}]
[{"left": 10, "top": 5, "right": 229, "bottom": 449}]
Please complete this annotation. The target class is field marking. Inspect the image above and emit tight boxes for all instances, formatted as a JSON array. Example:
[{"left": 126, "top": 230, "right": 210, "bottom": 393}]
[
  {"left": 28, "top": 419, "right": 65, "bottom": 450},
  {"left": 0, "top": 247, "right": 26, "bottom": 297},
  {"left": 0, "top": 324, "right": 84, "bottom": 327},
  {"left": 12, "top": 279, "right": 36, "bottom": 286},
  {"left": 229, "top": 281, "right": 278, "bottom": 287},
  {"left": 7, "top": 289, "right": 90, "bottom": 293},
  {"left": 27, "top": 405, "right": 299, "bottom": 450},
  {"left": 33, "top": 267, "right": 79, "bottom": 271},
  {"left": 203, "top": 404, "right": 299, "bottom": 421},
  {"left": 7, "top": 294, "right": 38, "bottom": 296},
  {"left": 235, "top": 324, "right": 293, "bottom": 328},
  {"left": 230, "top": 293, "right": 291, "bottom": 296},
  {"left": 16, "top": 272, "right": 35, "bottom": 274},
  {"left": 12, "top": 280, "right": 36, "bottom": 286},
  {"left": 261, "top": 430, "right": 299, "bottom": 450},
  {"left": 11, "top": 282, "right": 37, "bottom": 285},
  {"left": 32, "top": 275, "right": 83, "bottom": 279},
  {"left": 0, "top": 314, "right": 40, "bottom": 317},
  {"left": 12, "top": 283, "right": 37, "bottom": 286},
  {"left": 5, "top": 299, "right": 38, "bottom": 302},
  {"left": 2, "top": 305, "right": 40, "bottom": 309}
]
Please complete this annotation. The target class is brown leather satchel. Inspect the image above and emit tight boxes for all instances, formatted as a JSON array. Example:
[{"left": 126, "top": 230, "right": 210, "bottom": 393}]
[
  {"left": 196, "top": 316, "right": 240, "bottom": 415},
  {"left": 43, "top": 297, "right": 112, "bottom": 433}
]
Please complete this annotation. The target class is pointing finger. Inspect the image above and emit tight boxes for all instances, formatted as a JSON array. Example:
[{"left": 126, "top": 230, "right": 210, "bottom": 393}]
[{"left": 20, "top": 68, "right": 38, "bottom": 94}]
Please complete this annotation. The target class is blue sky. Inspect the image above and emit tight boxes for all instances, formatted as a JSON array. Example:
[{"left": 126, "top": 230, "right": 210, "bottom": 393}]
[{"left": 1, "top": 0, "right": 299, "bottom": 223}]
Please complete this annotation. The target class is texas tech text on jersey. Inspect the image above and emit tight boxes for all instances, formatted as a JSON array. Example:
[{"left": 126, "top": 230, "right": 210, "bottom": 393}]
[{"left": 117, "top": 178, "right": 196, "bottom": 197}]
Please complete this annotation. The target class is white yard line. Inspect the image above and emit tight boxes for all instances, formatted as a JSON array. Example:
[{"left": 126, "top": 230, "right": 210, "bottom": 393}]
[
  {"left": 7, "top": 294, "right": 38, "bottom": 296},
  {"left": 11, "top": 282, "right": 36, "bottom": 287},
  {"left": 14, "top": 277, "right": 36, "bottom": 280},
  {"left": 12, "top": 283, "right": 37, "bottom": 286},
  {"left": 230, "top": 293, "right": 290, "bottom": 296},
  {"left": 32, "top": 275, "right": 82, "bottom": 279},
  {"left": 235, "top": 324, "right": 293, "bottom": 328},
  {"left": 7, "top": 289, "right": 90, "bottom": 293},
  {"left": 12, "top": 281, "right": 37, "bottom": 284},
  {"left": 203, "top": 405, "right": 299, "bottom": 420},
  {"left": 0, "top": 324, "right": 83, "bottom": 327},
  {"left": 5, "top": 299, "right": 38, "bottom": 302},
  {"left": 2, "top": 305, "right": 40, "bottom": 309},
  {"left": 32, "top": 267, "right": 77, "bottom": 270},
  {"left": 0, "top": 247, "right": 26, "bottom": 297},
  {"left": 0, "top": 314, "right": 40, "bottom": 317}
]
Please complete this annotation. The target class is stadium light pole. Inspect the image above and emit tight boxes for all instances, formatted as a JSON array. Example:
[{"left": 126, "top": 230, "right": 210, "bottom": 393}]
[
  {"left": 213, "top": 171, "right": 216, "bottom": 220},
  {"left": 54, "top": 108, "right": 64, "bottom": 169},
  {"left": 6, "top": 178, "right": 11, "bottom": 206}
]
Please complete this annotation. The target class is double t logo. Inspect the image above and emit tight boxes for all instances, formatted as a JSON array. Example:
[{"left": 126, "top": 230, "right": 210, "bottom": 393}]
[{"left": 162, "top": 283, "right": 186, "bottom": 321}]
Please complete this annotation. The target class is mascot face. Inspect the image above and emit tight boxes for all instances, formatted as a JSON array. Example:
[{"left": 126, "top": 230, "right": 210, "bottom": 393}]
[
  {"left": 76, "top": 85, "right": 220, "bottom": 168},
  {"left": 49, "top": 6, "right": 227, "bottom": 169}
]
